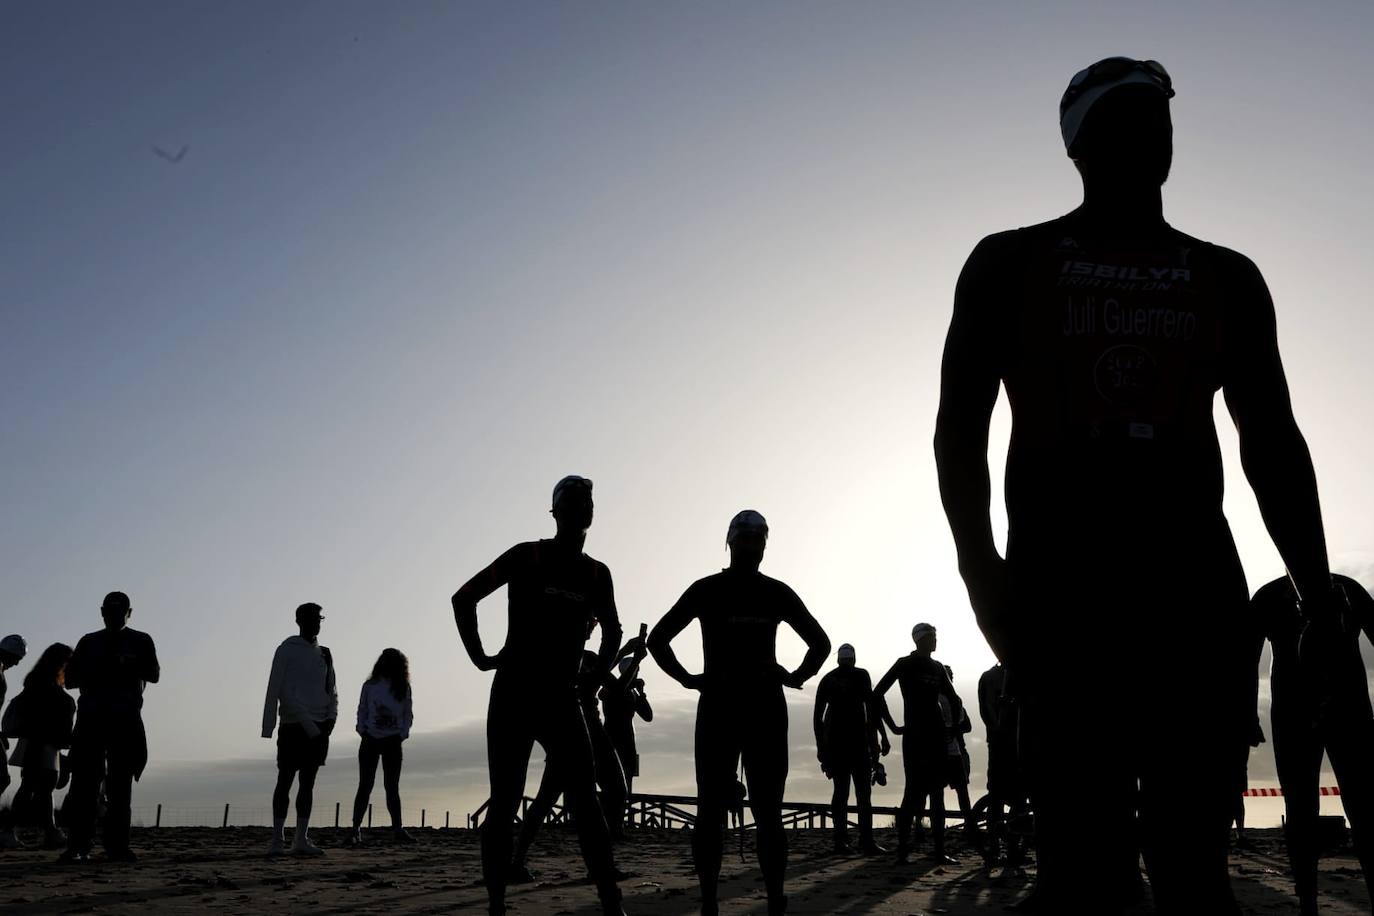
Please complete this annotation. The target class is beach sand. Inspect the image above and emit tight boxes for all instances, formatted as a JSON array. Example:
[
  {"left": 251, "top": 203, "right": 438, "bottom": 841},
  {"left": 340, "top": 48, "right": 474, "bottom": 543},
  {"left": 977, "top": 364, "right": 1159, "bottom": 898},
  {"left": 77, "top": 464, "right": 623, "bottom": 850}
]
[{"left": 0, "top": 826, "right": 1367, "bottom": 914}]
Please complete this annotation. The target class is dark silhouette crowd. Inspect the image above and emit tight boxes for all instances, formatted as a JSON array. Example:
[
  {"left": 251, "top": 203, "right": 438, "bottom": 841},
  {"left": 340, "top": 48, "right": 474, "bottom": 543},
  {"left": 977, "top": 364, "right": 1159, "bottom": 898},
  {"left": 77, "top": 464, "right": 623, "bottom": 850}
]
[{"left": 4, "top": 56, "right": 1374, "bottom": 916}]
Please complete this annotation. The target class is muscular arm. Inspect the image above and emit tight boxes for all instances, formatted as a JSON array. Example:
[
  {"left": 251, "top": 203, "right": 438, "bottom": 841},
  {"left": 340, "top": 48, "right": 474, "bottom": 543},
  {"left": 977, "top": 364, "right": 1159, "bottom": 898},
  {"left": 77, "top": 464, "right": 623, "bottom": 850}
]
[
  {"left": 1222, "top": 254, "right": 1331, "bottom": 612},
  {"left": 780, "top": 592, "right": 830, "bottom": 688},
  {"left": 450, "top": 545, "right": 520, "bottom": 671},
  {"left": 873, "top": 662, "right": 903, "bottom": 734},
  {"left": 934, "top": 234, "right": 1015, "bottom": 659},
  {"left": 139, "top": 633, "right": 161, "bottom": 684},
  {"left": 647, "top": 586, "right": 703, "bottom": 691},
  {"left": 594, "top": 568, "right": 624, "bottom": 676}
]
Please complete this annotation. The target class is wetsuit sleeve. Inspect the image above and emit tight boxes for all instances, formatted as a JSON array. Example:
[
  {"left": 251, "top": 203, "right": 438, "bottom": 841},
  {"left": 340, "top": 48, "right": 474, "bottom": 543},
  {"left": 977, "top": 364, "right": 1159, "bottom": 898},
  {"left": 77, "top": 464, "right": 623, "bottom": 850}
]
[
  {"left": 873, "top": 661, "right": 902, "bottom": 732},
  {"left": 812, "top": 672, "right": 831, "bottom": 750},
  {"left": 779, "top": 586, "right": 830, "bottom": 686},
  {"left": 1220, "top": 250, "right": 1333, "bottom": 612},
  {"left": 139, "top": 632, "right": 161, "bottom": 685},
  {"left": 647, "top": 583, "right": 703, "bottom": 690},
  {"left": 451, "top": 544, "right": 525, "bottom": 669},
  {"left": 594, "top": 563, "right": 624, "bottom": 676},
  {"left": 934, "top": 232, "right": 1019, "bottom": 661},
  {"left": 861, "top": 669, "right": 888, "bottom": 750},
  {"left": 262, "top": 644, "right": 285, "bottom": 738}
]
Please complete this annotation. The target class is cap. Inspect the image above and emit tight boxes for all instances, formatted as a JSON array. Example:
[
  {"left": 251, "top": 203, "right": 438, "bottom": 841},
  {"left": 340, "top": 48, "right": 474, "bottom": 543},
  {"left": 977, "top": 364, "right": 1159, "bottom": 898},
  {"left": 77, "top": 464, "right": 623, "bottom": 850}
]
[
  {"left": 911, "top": 622, "right": 936, "bottom": 644},
  {"left": 726, "top": 509, "right": 769, "bottom": 545},
  {"left": 552, "top": 475, "right": 593, "bottom": 510},
  {"left": 837, "top": 643, "right": 856, "bottom": 662},
  {"left": 295, "top": 602, "right": 325, "bottom": 624},
  {"left": 0, "top": 634, "right": 26, "bottom": 660},
  {"left": 1060, "top": 57, "right": 1174, "bottom": 154}
]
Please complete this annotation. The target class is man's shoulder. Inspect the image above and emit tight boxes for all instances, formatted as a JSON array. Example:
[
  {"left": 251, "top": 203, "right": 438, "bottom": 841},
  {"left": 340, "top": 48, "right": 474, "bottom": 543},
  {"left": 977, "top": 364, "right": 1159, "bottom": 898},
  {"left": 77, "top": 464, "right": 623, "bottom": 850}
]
[{"left": 1251, "top": 575, "right": 1294, "bottom": 605}]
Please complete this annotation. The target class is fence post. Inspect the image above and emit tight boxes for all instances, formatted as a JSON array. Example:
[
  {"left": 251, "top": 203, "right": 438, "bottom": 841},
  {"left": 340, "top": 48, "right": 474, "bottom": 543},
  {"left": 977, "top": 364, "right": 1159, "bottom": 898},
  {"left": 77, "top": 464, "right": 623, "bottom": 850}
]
[
  {"left": 222, "top": 803, "right": 230, "bottom": 828},
  {"left": 155, "top": 804, "right": 162, "bottom": 828},
  {"left": 368, "top": 804, "right": 373, "bottom": 828},
  {"left": 445, "top": 811, "right": 450, "bottom": 829},
  {"left": 421, "top": 809, "right": 426, "bottom": 828},
  {"left": 335, "top": 802, "right": 340, "bottom": 828}
]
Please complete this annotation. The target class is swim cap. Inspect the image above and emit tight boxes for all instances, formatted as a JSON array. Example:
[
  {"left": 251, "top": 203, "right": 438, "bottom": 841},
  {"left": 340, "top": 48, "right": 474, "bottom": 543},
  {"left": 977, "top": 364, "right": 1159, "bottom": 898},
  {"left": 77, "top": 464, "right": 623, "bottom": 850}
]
[
  {"left": 726, "top": 509, "right": 769, "bottom": 545},
  {"left": 837, "top": 643, "right": 856, "bottom": 662},
  {"left": 0, "top": 634, "right": 26, "bottom": 660},
  {"left": 1060, "top": 57, "right": 1174, "bottom": 155},
  {"left": 911, "top": 623, "right": 936, "bottom": 644},
  {"left": 552, "top": 475, "right": 593, "bottom": 509}
]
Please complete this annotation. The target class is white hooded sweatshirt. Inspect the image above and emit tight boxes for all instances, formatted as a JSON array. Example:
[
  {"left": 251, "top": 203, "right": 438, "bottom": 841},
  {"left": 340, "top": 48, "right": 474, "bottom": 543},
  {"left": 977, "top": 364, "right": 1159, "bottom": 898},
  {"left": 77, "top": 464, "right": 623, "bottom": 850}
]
[{"left": 262, "top": 635, "right": 338, "bottom": 738}]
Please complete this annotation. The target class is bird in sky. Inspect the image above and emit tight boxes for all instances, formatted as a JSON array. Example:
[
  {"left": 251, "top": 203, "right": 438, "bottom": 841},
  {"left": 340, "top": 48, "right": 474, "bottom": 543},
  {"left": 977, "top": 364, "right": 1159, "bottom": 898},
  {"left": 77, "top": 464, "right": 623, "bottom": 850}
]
[{"left": 152, "top": 144, "right": 188, "bottom": 163}]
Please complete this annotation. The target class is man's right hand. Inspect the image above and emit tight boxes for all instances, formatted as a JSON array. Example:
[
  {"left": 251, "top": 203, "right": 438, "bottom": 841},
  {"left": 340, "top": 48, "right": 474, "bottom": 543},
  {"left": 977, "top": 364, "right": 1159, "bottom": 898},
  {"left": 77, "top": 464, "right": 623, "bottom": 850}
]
[{"left": 963, "top": 553, "right": 1016, "bottom": 662}]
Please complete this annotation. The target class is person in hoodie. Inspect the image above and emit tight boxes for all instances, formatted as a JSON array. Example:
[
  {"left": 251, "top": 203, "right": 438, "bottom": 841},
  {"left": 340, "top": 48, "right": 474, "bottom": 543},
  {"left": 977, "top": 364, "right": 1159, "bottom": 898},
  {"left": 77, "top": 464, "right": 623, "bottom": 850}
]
[
  {"left": 3, "top": 643, "right": 76, "bottom": 848},
  {"left": 61, "top": 591, "right": 160, "bottom": 864},
  {"left": 349, "top": 648, "right": 414, "bottom": 846},
  {"left": 262, "top": 602, "right": 338, "bottom": 857},
  {"left": 0, "top": 633, "right": 28, "bottom": 850}
]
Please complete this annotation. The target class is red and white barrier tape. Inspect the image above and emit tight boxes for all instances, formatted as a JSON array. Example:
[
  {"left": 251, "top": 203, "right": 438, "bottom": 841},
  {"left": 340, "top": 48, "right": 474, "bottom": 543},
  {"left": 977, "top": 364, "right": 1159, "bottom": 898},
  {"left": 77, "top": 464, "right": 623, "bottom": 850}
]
[{"left": 1243, "top": 787, "right": 1341, "bottom": 797}]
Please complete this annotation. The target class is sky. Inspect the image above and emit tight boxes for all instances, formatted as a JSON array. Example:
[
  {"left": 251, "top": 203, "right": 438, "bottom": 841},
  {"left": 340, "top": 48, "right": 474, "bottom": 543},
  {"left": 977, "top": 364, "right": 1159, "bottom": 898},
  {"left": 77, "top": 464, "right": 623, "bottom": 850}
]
[{"left": 2, "top": 1, "right": 1373, "bottom": 828}]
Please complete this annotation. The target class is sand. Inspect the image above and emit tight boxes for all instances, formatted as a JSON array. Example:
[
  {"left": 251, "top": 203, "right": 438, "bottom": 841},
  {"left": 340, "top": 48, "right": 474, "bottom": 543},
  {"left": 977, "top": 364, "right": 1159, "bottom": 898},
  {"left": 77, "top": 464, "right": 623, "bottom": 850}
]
[{"left": 0, "top": 826, "right": 1368, "bottom": 914}]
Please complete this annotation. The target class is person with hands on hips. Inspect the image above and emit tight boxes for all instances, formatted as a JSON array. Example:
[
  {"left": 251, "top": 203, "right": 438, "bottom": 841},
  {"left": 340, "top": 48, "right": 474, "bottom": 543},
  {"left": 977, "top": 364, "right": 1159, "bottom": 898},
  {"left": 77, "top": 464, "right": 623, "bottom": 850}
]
[{"left": 648, "top": 509, "right": 830, "bottom": 916}]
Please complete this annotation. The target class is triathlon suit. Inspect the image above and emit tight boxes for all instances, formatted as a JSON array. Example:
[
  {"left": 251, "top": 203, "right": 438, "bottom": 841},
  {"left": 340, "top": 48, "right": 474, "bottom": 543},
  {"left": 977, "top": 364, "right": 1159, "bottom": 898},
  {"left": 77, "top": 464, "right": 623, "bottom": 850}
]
[
  {"left": 453, "top": 540, "right": 622, "bottom": 911},
  {"left": 814, "top": 665, "right": 878, "bottom": 848},
  {"left": 875, "top": 653, "right": 955, "bottom": 793},
  {"left": 956, "top": 208, "right": 1270, "bottom": 911},
  {"left": 650, "top": 567, "right": 828, "bottom": 908},
  {"left": 1250, "top": 574, "right": 1374, "bottom": 909}
]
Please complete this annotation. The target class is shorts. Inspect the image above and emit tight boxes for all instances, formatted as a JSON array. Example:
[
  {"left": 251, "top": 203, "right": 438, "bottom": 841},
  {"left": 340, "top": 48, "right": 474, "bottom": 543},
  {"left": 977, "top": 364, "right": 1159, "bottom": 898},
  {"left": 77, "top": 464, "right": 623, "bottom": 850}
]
[{"left": 277, "top": 720, "right": 334, "bottom": 770}]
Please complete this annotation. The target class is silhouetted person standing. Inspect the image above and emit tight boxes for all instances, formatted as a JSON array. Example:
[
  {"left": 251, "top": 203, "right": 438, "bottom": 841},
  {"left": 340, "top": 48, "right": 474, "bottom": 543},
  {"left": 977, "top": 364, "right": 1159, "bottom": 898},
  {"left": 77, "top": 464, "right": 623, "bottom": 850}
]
[
  {"left": 875, "top": 623, "right": 960, "bottom": 865},
  {"left": 350, "top": 648, "right": 414, "bottom": 846},
  {"left": 262, "top": 602, "right": 337, "bottom": 857},
  {"left": 813, "top": 643, "right": 888, "bottom": 855},
  {"left": 0, "top": 633, "right": 28, "bottom": 850},
  {"left": 978, "top": 662, "right": 1027, "bottom": 868},
  {"left": 2, "top": 643, "right": 75, "bottom": 848},
  {"left": 935, "top": 57, "right": 1350, "bottom": 914},
  {"left": 602, "top": 628, "right": 653, "bottom": 813},
  {"left": 649, "top": 510, "right": 830, "bottom": 916},
  {"left": 451, "top": 476, "right": 626, "bottom": 916},
  {"left": 61, "top": 591, "right": 159, "bottom": 863},
  {"left": 941, "top": 664, "right": 977, "bottom": 852},
  {"left": 1250, "top": 574, "right": 1374, "bottom": 915}
]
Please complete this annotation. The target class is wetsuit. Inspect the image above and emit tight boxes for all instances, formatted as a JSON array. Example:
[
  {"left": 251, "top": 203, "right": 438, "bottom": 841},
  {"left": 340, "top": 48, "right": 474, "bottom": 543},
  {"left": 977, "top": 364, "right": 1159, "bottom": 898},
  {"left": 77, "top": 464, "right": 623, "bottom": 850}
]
[
  {"left": 514, "top": 650, "right": 628, "bottom": 865},
  {"left": 453, "top": 540, "right": 623, "bottom": 912},
  {"left": 1250, "top": 574, "right": 1374, "bottom": 911},
  {"left": 813, "top": 665, "right": 881, "bottom": 850},
  {"left": 941, "top": 211, "right": 1274, "bottom": 911},
  {"left": 978, "top": 663, "right": 1027, "bottom": 863},
  {"left": 649, "top": 568, "right": 829, "bottom": 911},
  {"left": 62, "top": 626, "right": 160, "bottom": 857},
  {"left": 875, "top": 652, "right": 960, "bottom": 856}
]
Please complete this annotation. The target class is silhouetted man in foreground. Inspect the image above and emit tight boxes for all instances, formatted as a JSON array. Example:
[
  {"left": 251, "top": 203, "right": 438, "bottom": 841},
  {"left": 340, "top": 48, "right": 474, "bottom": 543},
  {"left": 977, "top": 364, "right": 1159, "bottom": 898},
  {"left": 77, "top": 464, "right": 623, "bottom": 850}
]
[
  {"left": 262, "top": 602, "right": 338, "bottom": 856},
  {"left": 0, "top": 633, "right": 28, "bottom": 849},
  {"left": 649, "top": 510, "right": 830, "bottom": 916},
  {"left": 452, "top": 476, "right": 626, "bottom": 916},
  {"left": 875, "top": 623, "right": 960, "bottom": 865},
  {"left": 935, "top": 57, "right": 1349, "bottom": 914},
  {"left": 1250, "top": 574, "right": 1374, "bottom": 915},
  {"left": 813, "top": 643, "right": 888, "bottom": 855},
  {"left": 61, "top": 592, "right": 159, "bottom": 863}
]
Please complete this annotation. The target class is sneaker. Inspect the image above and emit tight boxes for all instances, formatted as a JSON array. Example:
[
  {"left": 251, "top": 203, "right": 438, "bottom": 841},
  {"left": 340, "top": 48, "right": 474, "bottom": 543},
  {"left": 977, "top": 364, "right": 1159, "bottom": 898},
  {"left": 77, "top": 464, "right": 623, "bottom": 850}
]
[
  {"left": 43, "top": 829, "right": 68, "bottom": 850},
  {"left": 56, "top": 849, "right": 89, "bottom": 864},
  {"left": 393, "top": 828, "right": 417, "bottom": 844},
  {"left": 291, "top": 839, "right": 325, "bottom": 857},
  {"left": 858, "top": 841, "right": 886, "bottom": 855},
  {"left": 267, "top": 839, "right": 286, "bottom": 857},
  {"left": 104, "top": 847, "right": 139, "bottom": 863}
]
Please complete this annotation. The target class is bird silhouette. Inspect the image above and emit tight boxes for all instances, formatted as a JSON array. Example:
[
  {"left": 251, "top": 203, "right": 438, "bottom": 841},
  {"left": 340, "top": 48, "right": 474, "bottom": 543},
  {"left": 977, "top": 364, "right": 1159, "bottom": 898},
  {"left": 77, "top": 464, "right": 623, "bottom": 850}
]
[{"left": 152, "top": 144, "right": 188, "bottom": 163}]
